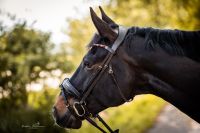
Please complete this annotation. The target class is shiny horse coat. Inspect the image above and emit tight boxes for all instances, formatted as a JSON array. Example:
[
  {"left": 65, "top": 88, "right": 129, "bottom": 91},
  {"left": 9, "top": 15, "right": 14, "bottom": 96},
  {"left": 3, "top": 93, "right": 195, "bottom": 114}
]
[{"left": 52, "top": 6, "right": 200, "bottom": 132}]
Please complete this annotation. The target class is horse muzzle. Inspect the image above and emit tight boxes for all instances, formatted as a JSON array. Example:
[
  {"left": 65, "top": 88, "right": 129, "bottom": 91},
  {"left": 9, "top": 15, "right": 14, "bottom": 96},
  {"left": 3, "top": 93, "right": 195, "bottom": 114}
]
[{"left": 52, "top": 106, "right": 82, "bottom": 129}]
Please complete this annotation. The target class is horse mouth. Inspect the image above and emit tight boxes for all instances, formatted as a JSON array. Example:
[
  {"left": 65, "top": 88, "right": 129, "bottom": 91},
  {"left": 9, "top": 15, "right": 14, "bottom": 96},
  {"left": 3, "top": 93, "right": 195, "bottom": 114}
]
[{"left": 52, "top": 107, "right": 82, "bottom": 129}]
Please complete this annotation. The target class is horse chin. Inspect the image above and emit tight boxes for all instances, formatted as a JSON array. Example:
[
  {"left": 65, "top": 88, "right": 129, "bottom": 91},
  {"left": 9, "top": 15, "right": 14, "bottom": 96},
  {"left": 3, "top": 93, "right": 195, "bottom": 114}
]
[
  {"left": 56, "top": 114, "right": 82, "bottom": 129},
  {"left": 53, "top": 108, "right": 82, "bottom": 129}
]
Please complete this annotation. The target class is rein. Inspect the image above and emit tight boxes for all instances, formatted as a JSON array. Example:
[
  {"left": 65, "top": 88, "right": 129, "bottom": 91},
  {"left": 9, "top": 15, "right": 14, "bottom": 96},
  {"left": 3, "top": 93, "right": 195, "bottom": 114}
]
[{"left": 59, "top": 26, "right": 129, "bottom": 133}]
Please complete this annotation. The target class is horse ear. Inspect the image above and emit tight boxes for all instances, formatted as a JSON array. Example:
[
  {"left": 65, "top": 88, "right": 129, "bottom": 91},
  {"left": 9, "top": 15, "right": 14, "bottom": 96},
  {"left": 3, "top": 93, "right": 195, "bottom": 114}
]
[
  {"left": 90, "top": 7, "right": 117, "bottom": 42},
  {"left": 99, "top": 6, "right": 116, "bottom": 25}
]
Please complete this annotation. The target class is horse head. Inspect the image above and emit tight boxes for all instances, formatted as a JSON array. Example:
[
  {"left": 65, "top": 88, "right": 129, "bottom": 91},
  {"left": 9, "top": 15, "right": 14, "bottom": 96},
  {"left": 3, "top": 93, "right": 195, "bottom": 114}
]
[{"left": 52, "top": 7, "right": 144, "bottom": 130}]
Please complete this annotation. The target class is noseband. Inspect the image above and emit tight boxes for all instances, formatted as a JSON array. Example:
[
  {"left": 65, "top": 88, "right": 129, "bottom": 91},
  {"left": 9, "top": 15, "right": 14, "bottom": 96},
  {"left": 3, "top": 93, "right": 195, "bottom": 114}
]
[{"left": 59, "top": 26, "right": 130, "bottom": 133}]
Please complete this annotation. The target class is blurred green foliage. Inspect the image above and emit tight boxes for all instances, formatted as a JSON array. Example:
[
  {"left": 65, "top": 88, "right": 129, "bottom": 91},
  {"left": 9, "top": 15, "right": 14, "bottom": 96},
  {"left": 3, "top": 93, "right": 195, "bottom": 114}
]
[
  {"left": 0, "top": 14, "right": 73, "bottom": 133},
  {"left": 0, "top": 21, "right": 73, "bottom": 109},
  {"left": 108, "top": 0, "right": 200, "bottom": 29},
  {"left": 62, "top": 18, "right": 94, "bottom": 67},
  {"left": 0, "top": 23, "right": 51, "bottom": 108},
  {"left": 64, "top": 0, "right": 200, "bottom": 65},
  {"left": 0, "top": 88, "right": 66, "bottom": 133}
]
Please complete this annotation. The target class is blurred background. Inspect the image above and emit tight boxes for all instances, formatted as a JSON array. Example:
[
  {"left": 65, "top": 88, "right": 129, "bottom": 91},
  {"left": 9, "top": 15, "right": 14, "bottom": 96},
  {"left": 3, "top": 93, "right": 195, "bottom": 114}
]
[{"left": 0, "top": 0, "right": 200, "bottom": 133}]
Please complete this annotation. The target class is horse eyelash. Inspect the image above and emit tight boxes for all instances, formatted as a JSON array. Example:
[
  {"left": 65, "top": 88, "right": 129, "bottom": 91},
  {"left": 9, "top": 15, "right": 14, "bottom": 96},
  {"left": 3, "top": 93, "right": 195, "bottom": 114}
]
[{"left": 86, "top": 46, "right": 97, "bottom": 55}]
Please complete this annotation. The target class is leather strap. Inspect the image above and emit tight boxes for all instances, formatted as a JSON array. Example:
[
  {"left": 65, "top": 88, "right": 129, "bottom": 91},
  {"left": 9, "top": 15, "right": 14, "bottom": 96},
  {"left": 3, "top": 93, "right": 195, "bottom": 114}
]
[
  {"left": 93, "top": 44, "right": 115, "bottom": 53},
  {"left": 108, "top": 64, "right": 130, "bottom": 102},
  {"left": 111, "top": 26, "right": 128, "bottom": 51},
  {"left": 60, "top": 78, "right": 81, "bottom": 98}
]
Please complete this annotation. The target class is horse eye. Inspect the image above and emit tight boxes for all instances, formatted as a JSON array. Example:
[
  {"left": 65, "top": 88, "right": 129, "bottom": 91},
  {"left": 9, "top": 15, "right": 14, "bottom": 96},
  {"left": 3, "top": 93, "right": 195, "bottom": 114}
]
[
  {"left": 91, "top": 47, "right": 97, "bottom": 55},
  {"left": 84, "top": 61, "right": 90, "bottom": 67},
  {"left": 83, "top": 58, "right": 91, "bottom": 68},
  {"left": 101, "top": 37, "right": 110, "bottom": 44}
]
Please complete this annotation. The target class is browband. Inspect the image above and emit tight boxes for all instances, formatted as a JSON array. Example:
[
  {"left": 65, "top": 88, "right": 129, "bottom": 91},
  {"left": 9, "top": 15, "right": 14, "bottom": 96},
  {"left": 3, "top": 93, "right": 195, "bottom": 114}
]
[
  {"left": 93, "top": 26, "right": 128, "bottom": 53},
  {"left": 93, "top": 44, "right": 115, "bottom": 53}
]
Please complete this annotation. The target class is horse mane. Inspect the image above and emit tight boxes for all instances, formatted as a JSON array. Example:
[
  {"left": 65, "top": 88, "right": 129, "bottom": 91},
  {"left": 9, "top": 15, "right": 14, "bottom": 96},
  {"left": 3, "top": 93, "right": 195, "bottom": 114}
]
[
  {"left": 126, "top": 27, "right": 200, "bottom": 62},
  {"left": 128, "top": 27, "right": 187, "bottom": 56},
  {"left": 87, "top": 26, "right": 200, "bottom": 61}
]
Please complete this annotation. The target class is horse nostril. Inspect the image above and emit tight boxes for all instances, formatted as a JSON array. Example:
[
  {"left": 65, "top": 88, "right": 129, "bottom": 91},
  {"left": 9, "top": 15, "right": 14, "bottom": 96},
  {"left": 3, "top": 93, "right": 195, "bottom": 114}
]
[{"left": 52, "top": 106, "right": 57, "bottom": 117}]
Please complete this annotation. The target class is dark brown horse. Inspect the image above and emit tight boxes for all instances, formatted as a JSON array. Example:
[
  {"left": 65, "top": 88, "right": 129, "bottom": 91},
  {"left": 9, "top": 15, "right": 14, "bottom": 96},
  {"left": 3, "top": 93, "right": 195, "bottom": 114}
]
[{"left": 52, "top": 7, "right": 200, "bottom": 132}]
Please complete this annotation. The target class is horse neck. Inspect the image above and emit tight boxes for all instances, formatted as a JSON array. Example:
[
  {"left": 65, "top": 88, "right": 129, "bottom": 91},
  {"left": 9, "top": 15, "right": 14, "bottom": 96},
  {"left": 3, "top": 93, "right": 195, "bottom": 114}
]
[
  {"left": 123, "top": 29, "right": 200, "bottom": 122},
  {"left": 176, "top": 30, "right": 200, "bottom": 62}
]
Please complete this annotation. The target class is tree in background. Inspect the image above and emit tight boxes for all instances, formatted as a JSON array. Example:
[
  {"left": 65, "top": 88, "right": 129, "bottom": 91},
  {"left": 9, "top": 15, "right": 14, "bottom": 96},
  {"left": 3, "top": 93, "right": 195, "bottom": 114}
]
[
  {"left": 0, "top": 13, "right": 72, "bottom": 133},
  {"left": 63, "top": 0, "right": 200, "bottom": 67},
  {"left": 61, "top": 18, "right": 95, "bottom": 67},
  {"left": 0, "top": 16, "right": 73, "bottom": 109},
  {"left": 108, "top": 0, "right": 200, "bottom": 29}
]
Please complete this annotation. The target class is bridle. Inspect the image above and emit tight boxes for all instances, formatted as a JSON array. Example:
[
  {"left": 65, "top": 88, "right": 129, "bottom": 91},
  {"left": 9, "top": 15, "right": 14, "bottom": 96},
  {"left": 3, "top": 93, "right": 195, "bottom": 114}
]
[
  {"left": 59, "top": 26, "right": 131, "bottom": 133},
  {"left": 59, "top": 26, "right": 130, "bottom": 133}
]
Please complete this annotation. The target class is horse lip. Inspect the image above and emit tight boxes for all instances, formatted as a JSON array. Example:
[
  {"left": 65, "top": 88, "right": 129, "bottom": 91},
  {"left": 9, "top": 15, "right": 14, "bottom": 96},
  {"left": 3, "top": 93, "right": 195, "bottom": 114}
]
[
  {"left": 52, "top": 107, "right": 82, "bottom": 129},
  {"left": 56, "top": 115, "right": 82, "bottom": 129}
]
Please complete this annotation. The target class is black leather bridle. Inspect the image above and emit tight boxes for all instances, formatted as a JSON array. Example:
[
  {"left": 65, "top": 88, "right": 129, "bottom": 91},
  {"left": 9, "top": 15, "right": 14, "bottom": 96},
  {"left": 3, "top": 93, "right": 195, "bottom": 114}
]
[{"left": 59, "top": 26, "right": 131, "bottom": 133}]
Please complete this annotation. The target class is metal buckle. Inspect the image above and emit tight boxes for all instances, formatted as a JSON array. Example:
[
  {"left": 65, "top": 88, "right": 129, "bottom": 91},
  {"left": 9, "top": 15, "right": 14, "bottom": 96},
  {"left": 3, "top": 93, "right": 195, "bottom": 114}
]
[
  {"left": 98, "top": 65, "right": 103, "bottom": 69},
  {"left": 73, "top": 102, "right": 86, "bottom": 117},
  {"left": 108, "top": 65, "right": 113, "bottom": 74}
]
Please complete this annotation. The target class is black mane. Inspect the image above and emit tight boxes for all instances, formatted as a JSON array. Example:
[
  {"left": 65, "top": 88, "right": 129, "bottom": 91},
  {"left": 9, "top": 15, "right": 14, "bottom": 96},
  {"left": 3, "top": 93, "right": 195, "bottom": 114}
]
[{"left": 127, "top": 27, "right": 200, "bottom": 62}]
